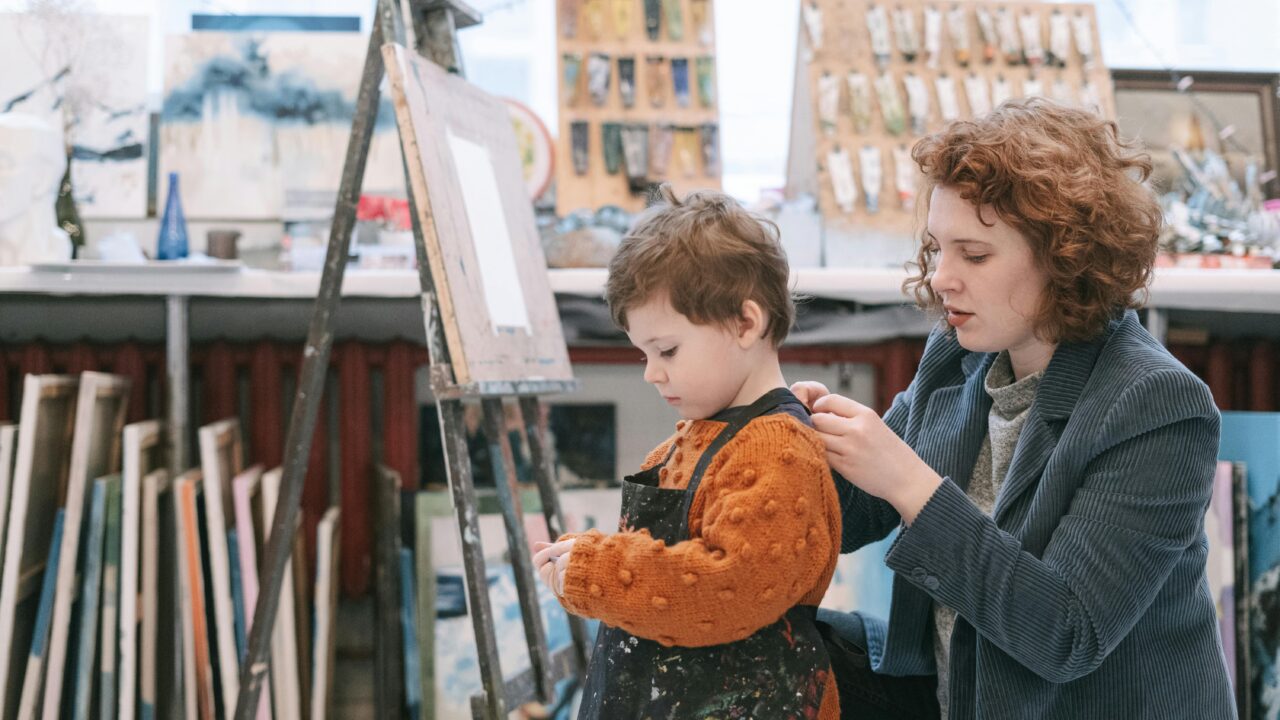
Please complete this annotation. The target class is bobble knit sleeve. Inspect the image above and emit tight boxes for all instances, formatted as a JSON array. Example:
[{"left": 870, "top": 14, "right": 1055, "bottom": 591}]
[{"left": 557, "top": 414, "right": 841, "bottom": 647}]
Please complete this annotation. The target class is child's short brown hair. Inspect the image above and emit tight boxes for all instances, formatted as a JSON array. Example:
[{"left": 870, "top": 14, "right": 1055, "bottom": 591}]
[
  {"left": 905, "top": 98, "right": 1162, "bottom": 343},
  {"left": 606, "top": 185, "right": 794, "bottom": 347}
]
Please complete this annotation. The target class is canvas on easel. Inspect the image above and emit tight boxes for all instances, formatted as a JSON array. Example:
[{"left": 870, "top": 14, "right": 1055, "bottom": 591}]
[
  {"left": 381, "top": 42, "right": 573, "bottom": 391},
  {"left": 0, "top": 375, "right": 78, "bottom": 720}
]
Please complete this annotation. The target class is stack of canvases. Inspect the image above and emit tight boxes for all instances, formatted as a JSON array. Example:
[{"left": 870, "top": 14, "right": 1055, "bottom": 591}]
[{"left": 0, "top": 372, "right": 341, "bottom": 719}]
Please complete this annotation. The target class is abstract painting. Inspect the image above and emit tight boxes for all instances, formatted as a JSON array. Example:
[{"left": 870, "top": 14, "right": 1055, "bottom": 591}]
[
  {"left": 161, "top": 32, "right": 405, "bottom": 220},
  {"left": 1220, "top": 412, "right": 1280, "bottom": 720},
  {"left": 0, "top": 12, "right": 149, "bottom": 218}
]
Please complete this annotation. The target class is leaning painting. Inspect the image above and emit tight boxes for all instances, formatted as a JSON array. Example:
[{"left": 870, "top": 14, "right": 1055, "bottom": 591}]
[
  {"left": 0, "top": 12, "right": 149, "bottom": 218},
  {"left": 161, "top": 32, "right": 406, "bottom": 219},
  {"left": 1219, "top": 412, "right": 1280, "bottom": 720}
]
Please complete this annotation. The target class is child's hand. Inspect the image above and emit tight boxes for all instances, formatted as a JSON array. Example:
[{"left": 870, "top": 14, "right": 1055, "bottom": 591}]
[
  {"left": 790, "top": 381, "right": 831, "bottom": 410},
  {"left": 533, "top": 539, "right": 576, "bottom": 597}
]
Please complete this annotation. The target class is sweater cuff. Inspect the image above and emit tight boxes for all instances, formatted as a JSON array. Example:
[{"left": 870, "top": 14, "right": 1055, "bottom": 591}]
[
  {"left": 558, "top": 531, "right": 605, "bottom": 617},
  {"left": 885, "top": 477, "right": 986, "bottom": 596}
]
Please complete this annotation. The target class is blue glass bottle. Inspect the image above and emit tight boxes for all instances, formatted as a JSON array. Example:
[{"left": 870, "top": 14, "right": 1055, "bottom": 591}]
[{"left": 156, "top": 172, "right": 189, "bottom": 260}]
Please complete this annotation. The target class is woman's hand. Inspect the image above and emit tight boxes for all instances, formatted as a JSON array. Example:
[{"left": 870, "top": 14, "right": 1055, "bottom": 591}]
[
  {"left": 533, "top": 538, "right": 575, "bottom": 596},
  {"left": 810, "top": 393, "right": 943, "bottom": 525},
  {"left": 790, "top": 381, "right": 831, "bottom": 410}
]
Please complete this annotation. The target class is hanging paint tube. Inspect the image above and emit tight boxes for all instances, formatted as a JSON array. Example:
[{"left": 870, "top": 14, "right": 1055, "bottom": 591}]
[
  {"left": 991, "top": 74, "right": 1013, "bottom": 108},
  {"left": 947, "top": 4, "right": 971, "bottom": 67},
  {"left": 646, "top": 55, "right": 667, "bottom": 107},
  {"left": 560, "top": 0, "right": 580, "bottom": 38},
  {"left": 1018, "top": 10, "right": 1045, "bottom": 67},
  {"left": 571, "top": 120, "right": 590, "bottom": 176},
  {"left": 859, "top": 144, "right": 883, "bottom": 214},
  {"left": 903, "top": 71, "right": 930, "bottom": 134},
  {"left": 620, "top": 123, "right": 650, "bottom": 191},
  {"left": 996, "top": 7, "right": 1022, "bottom": 65},
  {"left": 563, "top": 52, "right": 584, "bottom": 106},
  {"left": 696, "top": 56, "right": 716, "bottom": 108},
  {"left": 1048, "top": 9, "right": 1071, "bottom": 67},
  {"left": 587, "top": 52, "right": 612, "bottom": 106},
  {"left": 691, "top": 0, "right": 712, "bottom": 46},
  {"left": 671, "top": 57, "right": 691, "bottom": 108},
  {"left": 583, "top": 0, "right": 606, "bottom": 39},
  {"left": 650, "top": 123, "right": 675, "bottom": 176},
  {"left": 847, "top": 72, "right": 873, "bottom": 134},
  {"left": 827, "top": 146, "right": 858, "bottom": 214},
  {"left": 1071, "top": 10, "right": 1094, "bottom": 67},
  {"left": 1051, "top": 76, "right": 1074, "bottom": 106},
  {"left": 675, "top": 126, "right": 699, "bottom": 177},
  {"left": 964, "top": 72, "right": 991, "bottom": 116},
  {"left": 802, "top": 1, "right": 823, "bottom": 51},
  {"left": 867, "top": 4, "right": 893, "bottom": 66},
  {"left": 975, "top": 6, "right": 997, "bottom": 63},
  {"left": 700, "top": 123, "right": 720, "bottom": 177},
  {"left": 1023, "top": 72, "right": 1044, "bottom": 98},
  {"left": 602, "top": 122, "right": 623, "bottom": 175},
  {"left": 644, "top": 0, "right": 661, "bottom": 40},
  {"left": 875, "top": 72, "right": 907, "bottom": 136},
  {"left": 663, "top": 0, "right": 684, "bottom": 40},
  {"left": 892, "top": 5, "right": 920, "bottom": 63},
  {"left": 935, "top": 72, "right": 960, "bottom": 122},
  {"left": 924, "top": 5, "right": 943, "bottom": 69},
  {"left": 612, "top": 0, "right": 632, "bottom": 39},
  {"left": 618, "top": 56, "right": 637, "bottom": 108},
  {"left": 817, "top": 71, "right": 841, "bottom": 136},
  {"left": 893, "top": 144, "right": 916, "bottom": 209},
  {"left": 1080, "top": 80, "right": 1102, "bottom": 114}
]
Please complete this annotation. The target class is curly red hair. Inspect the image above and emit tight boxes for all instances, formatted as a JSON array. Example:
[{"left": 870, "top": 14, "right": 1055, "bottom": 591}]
[{"left": 905, "top": 98, "right": 1162, "bottom": 343}]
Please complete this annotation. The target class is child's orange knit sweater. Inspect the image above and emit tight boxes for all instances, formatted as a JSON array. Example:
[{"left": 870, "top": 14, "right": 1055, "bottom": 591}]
[{"left": 558, "top": 412, "right": 842, "bottom": 720}]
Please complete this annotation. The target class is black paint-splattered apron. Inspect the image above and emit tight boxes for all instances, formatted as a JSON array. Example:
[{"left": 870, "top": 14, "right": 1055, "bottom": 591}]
[{"left": 577, "top": 388, "right": 831, "bottom": 720}]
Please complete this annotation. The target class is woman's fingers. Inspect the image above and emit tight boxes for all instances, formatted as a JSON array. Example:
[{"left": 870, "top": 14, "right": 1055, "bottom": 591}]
[
  {"left": 790, "top": 381, "right": 831, "bottom": 409},
  {"left": 812, "top": 393, "right": 870, "bottom": 418}
]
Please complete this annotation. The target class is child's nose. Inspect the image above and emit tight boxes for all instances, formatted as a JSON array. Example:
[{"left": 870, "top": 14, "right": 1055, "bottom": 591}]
[{"left": 643, "top": 361, "right": 666, "bottom": 385}]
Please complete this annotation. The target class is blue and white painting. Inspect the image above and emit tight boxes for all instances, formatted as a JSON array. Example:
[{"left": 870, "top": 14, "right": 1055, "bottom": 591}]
[
  {"left": 161, "top": 33, "right": 405, "bottom": 220},
  {"left": 1220, "top": 412, "right": 1280, "bottom": 720},
  {"left": 0, "top": 13, "right": 149, "bottom": 218}
]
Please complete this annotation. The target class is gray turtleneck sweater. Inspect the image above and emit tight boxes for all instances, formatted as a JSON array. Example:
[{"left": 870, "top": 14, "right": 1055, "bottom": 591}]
[{"left": 932, "top": 351, "right": 1044, "bottom": 719}]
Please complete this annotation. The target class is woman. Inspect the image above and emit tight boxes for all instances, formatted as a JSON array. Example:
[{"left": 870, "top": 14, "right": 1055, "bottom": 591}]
[{"left": 794, "top": 99, "right": 1236, "bottom": 719}]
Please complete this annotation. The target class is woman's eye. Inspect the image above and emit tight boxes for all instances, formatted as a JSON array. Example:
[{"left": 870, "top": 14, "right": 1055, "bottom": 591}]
[
  {"left": 964, "top": 254, "right": 989, "bottom": 264},
  {"left": 659, "top": 347, "right": 678, "bottom": 359}
]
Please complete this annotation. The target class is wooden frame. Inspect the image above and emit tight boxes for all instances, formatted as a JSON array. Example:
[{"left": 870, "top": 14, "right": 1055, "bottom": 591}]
[
  {"left": 1111, "top": 69, "right": 1280, "bottom": 199},
  {"left": 173, "top": 469, "right": 214, "bottom": 720},
  {"left": 138, "top": 467, "right": 175, "bottom": 720},
  {"left": 120, "top": 419, "right": 165, "bottom": 720},
  {"left": 382, "top": 42, "right": 574, "bottom": 391},
  {"left": 311, "top": 507, "right": 340, "bottom": 720},
  {"left": 0, "top": 374, "right": 78, "bottom": 720},
  {"left": 42, "top": 371, "right": 131, "bottom": 720},
  {"left": 230, "top": 464, "right": 272, "bottom": 720},
  {"left": 0, "top": 423, "right": 17, "bottom": 577},
  {"left": 197, "top": 418, "right": 246, "bottom": 719},
  {"left": 260, "top": 467, "right": 303, "bottom": 720}
]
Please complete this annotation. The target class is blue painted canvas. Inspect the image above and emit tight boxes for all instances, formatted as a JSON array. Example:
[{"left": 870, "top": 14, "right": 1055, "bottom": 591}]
[
  {"left": 1219, "top": 412, "right": 1280, "bottom": 720},
  {"left": 161, "top": 32, "right": 406, "bottom": 220},
  {"left": 0, "top": 14, "right": 149, "bottom": 218}
]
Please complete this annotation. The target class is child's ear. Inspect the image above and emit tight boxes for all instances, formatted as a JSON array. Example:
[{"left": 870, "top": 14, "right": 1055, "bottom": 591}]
[{"left": 736, "top": 299, "right": 769, "bottom": 348}]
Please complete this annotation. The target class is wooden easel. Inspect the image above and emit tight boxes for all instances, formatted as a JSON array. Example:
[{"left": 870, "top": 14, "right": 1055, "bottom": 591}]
[{"left": 233, "top": 1, "right": 591, "bottom": 718}]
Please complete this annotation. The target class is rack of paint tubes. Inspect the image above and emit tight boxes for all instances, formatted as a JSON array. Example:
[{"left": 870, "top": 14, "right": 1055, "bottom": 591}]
[
  {"left": 789, "top": 0, "right": 1115, "bottom": 235},
  {"left": 555, "top": 0, "right": 722, "bottom": 215}
]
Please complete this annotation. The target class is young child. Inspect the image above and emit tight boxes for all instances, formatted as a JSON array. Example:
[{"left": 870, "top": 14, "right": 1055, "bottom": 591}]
[{"left": 533, "top": 186, "right": 842, "bottom": 719}]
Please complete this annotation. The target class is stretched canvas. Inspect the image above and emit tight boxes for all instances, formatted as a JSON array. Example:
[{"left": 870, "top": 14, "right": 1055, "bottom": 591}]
[
  {"left": 0, "top": 13, "right": 148, "bottom": 218},
  {"left": 161, "top": 32, "right": 404, "bottom": 220},
  {"left": 1219, "top": 412, "right": 1280, "bottom": 720}
]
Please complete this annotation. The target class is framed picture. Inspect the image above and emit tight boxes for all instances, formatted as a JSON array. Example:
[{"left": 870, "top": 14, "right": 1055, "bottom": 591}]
[{"left": 1111, "top": 69, "right": 1280, "bottom": 199}]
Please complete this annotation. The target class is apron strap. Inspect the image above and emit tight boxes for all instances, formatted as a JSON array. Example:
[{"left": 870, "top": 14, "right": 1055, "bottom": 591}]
[{"left": 676, "top": 387, "right": 801, "bottom": 537}]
